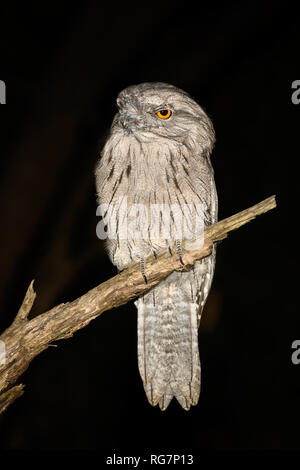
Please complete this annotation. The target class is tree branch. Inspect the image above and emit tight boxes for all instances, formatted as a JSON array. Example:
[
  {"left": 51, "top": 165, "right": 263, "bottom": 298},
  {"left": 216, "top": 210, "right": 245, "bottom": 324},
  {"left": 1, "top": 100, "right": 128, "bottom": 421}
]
[{"left": 0, "top": 195, "right": 276, "bottom": 414}]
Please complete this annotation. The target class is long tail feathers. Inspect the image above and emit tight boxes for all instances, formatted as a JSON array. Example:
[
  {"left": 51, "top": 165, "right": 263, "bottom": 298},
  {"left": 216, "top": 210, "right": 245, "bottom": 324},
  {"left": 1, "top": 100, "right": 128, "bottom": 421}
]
[{"left": 136, "top": 272, "right": 202, "bottom": 411}]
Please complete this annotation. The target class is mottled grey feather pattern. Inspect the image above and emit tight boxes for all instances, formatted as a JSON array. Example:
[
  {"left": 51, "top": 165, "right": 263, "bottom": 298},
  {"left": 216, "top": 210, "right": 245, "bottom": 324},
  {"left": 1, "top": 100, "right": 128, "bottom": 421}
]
[{"left": 95, "top": 82, "right": 217, "bottom": 410}]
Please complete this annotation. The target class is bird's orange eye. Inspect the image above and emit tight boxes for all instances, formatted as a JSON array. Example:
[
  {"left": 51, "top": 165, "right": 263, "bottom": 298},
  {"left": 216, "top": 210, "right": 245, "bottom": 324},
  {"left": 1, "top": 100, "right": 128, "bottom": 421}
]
[{"left": 156, "top": 109, "right": 172, "bottom": 119}]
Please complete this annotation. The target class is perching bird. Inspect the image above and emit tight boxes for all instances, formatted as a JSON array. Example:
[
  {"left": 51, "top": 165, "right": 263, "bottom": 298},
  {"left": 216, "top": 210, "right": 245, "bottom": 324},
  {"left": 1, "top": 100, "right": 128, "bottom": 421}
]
[{"left": 95, "top": 82, "right": 217, "bottom": 410}]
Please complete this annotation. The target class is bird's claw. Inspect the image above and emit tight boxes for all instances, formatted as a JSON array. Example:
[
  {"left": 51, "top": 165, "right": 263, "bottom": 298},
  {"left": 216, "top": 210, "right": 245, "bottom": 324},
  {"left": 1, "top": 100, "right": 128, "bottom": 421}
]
[
  {"left": 175, "top": 240, "right": 185, "bottom": 265},
  {"left": 140, "top": 258, "right": 148, "bottom": 284}
]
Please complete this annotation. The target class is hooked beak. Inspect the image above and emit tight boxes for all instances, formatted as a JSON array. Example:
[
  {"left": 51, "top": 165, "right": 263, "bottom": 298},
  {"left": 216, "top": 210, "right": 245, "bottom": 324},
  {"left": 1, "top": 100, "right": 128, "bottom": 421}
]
[{"left": 119, "top": 113, "right": 146, "bottom": 132}]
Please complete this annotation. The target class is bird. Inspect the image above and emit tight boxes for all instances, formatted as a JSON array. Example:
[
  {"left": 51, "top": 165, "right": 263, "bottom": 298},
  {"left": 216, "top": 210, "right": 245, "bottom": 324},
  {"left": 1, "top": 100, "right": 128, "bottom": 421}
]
[{"left": 95, "top": 82, "right": 217, "bottom": 410}]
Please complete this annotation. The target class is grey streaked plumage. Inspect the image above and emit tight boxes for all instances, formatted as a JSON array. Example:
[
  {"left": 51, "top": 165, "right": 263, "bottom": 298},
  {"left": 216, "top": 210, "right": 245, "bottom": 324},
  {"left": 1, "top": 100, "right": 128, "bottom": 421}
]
[{"left": 95, "top": 82, "right": 217, "bottom": 410}]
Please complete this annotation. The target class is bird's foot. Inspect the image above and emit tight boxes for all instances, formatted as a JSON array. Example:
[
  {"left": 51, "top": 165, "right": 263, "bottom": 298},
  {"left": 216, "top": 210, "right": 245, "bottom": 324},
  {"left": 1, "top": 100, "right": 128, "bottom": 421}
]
[
  {"left": 175, "top": 239, "right": 184, "bottom": 265},
  {"left": 140, "top": 258, "right": 148, "bottom": 284}
]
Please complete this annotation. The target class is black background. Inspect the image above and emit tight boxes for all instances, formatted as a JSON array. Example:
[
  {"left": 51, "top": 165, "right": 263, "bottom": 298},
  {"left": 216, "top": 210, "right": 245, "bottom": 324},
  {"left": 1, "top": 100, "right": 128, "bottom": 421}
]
[{"left": 0, "top": 0, "right": 299, "bottom": 452}]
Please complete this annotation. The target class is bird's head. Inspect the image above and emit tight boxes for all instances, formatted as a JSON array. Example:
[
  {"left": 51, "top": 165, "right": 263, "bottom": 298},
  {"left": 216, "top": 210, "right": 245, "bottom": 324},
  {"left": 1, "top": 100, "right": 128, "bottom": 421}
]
[{"left": 111, "top": 82, "right": 215, "bottom": 153}]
